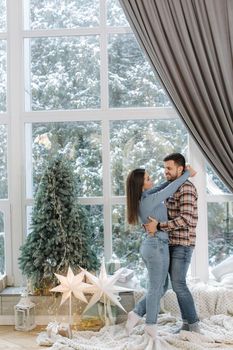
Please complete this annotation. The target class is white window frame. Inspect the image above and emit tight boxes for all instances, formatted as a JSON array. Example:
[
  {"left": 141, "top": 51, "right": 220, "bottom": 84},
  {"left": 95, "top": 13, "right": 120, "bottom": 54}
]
[{"left": 4, "top": 0, "right": 232, "bottom": 286}]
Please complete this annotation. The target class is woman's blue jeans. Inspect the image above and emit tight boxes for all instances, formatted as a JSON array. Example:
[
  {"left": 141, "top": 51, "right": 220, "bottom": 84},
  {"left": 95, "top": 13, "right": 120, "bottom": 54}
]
[
  {"left": 134, "top": 232, "right": 169, "bottom": 325},
  {"left": 169, "top": 245, "right": 199, "bottom": 324}
]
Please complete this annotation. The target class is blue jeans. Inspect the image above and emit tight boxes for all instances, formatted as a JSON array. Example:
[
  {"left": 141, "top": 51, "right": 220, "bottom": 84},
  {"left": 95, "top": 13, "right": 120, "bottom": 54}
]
[
  {"left": 169, "top": 245, "right": 199, "bottom": 324},
  {"left": 134, "top": 232, "right": 169, "bottom": 325}
]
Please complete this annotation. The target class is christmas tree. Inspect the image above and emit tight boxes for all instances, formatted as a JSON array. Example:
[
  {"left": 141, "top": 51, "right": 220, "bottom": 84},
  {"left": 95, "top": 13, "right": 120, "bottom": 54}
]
[{"left": 19, "top": 156, "right": 99, "bottom": 292}]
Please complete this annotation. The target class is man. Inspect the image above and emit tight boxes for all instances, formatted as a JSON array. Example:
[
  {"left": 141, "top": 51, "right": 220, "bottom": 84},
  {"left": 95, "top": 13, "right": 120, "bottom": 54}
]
[{"left": 144, "top": 153, "right": 200, "bottom": 333}]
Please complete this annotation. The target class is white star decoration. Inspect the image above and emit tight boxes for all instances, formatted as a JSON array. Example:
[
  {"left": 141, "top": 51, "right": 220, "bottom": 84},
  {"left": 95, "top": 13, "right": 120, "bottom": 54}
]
[
  {"left": 82, "top": 260, "right": 132, "bottom": 313},
  {"left": 50, "top": 266, "right": 91, "bottom": 305}
]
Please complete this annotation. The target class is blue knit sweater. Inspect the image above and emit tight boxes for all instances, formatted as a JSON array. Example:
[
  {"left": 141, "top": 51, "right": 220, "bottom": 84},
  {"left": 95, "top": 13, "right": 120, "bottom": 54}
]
[{"left": 139, "top": 170, "right": 190, "bottom": 225}]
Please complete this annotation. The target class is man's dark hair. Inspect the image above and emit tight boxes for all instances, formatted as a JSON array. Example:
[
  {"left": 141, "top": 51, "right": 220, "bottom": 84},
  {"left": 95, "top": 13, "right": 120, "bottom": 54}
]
[{"left": 163, "top": 153, "right": 186, "bottom": 168}]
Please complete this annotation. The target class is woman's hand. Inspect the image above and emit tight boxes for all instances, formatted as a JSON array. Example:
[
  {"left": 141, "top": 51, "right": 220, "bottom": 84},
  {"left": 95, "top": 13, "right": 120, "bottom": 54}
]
[
  {"left": 186, "top": 165, "right": 197, "bottom": 177},
  {"left": 144, "top": 216, "right": 158, "bottom": 235}
]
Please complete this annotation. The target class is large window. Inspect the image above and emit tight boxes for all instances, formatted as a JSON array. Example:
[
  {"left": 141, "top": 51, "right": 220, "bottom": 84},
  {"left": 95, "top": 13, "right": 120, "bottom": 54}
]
[
  {"left": 207, "top": 164, "right": 233, "bottom": 267},
  {"left": 0, "top": 126, "right": 7, "bottom": 276},
  {"left": 0, "top": 211, "right": 5, "bottom": 276},
  {"left": 25, "top": 0, "right": 100, "bottom": 29},
  {"left": 24, "top": 36, "right": 100, "bottom": 111},
  {"left": 25, "top": 121, "right": 103, "bottom": 260},
  {"left": 110, "top": 119, "right": 188, "bottom": 278},
  {"left": 0, "top": 0, "right": 8, "bottom": 281},
  {"left": 108, "top": 34, "right": 170, "bottom": 108},
  {"left": 0, "top": 0, "right": 6, "bottom": 32},
  {"left": 2, "top": 0, "right": 232, "bottom": 286},
  {"left": 0, "top": 40, "right": 6, "bottom": 113},
  {"left": 208, "top": 202, "right": 233, "bottom": 266},
  {"left": 110, "top": 119, "right": 187, "bottom": 195},
  {"left": 0, "top": 125, "right": 7, "bottom": 199},
  {"left": 25, "top": 122, "right": 102, "bottom": 197}
]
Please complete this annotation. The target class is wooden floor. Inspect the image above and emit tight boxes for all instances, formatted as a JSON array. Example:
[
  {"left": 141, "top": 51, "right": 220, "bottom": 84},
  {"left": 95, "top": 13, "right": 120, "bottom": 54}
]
[{"left": 0, "top": 326, "right": 46, "bottom": 349}]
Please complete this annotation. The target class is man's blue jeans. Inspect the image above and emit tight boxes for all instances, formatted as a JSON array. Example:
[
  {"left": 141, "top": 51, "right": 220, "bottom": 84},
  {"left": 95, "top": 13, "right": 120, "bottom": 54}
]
[
  {"left": 134, "top": 232, "right": 169, "bottom": 324},
  {"left": 169, "top": 245, "right": 199, "bottom": 324}
]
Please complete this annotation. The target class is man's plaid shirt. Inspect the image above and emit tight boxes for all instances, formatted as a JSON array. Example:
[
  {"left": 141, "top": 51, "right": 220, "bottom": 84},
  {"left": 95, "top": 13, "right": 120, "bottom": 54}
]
[{"left": 160, "top": 180, "right": 198, "bottom": 246}]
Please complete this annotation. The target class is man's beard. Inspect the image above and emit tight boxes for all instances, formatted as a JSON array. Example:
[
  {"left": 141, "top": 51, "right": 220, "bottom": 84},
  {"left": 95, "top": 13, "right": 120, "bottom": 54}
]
[{"left": 166, "top": 169, "right": 180, "bottom": 181}]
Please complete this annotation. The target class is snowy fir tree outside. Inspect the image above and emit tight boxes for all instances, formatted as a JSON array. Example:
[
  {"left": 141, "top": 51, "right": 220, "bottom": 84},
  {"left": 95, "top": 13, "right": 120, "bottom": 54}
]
[{"left": 18, "top": 156, "right": 99, "bottom": 292}]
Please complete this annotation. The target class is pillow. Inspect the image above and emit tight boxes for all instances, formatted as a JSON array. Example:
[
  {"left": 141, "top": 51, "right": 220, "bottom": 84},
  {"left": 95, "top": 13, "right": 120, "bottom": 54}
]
[
  {"left": 220, "top": 273, "right": 233, "bottom": 288},
  {"left": 211, "top": 256, "right": 233, "bottom": 281}
]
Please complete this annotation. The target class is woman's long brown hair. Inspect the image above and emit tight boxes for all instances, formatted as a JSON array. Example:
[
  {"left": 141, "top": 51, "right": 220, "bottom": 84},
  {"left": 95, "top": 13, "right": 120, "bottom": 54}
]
[{"left": 126, "top": 168, "right": 145, "bottom": 225}]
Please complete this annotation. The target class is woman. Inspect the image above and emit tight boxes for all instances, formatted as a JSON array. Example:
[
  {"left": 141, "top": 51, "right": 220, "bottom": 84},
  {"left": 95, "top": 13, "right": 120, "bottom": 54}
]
[{"left": 125, "top": 166, "right": 196, "bottom": 340}]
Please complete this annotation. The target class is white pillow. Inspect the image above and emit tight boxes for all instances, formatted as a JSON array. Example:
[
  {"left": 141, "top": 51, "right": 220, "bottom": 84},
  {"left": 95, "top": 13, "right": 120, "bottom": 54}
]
[
  {"left": 220, "top": 273, "right": 233, "bottom": 287},
  {"left": 211, "top": 256, "right": 233, "bottom": 281}
]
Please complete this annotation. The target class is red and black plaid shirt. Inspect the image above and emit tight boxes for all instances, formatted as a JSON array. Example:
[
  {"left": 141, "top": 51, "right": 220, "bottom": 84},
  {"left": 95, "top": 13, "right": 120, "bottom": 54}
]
[{"left": 160, "top": 180, "right": 198, "bottom": 246}]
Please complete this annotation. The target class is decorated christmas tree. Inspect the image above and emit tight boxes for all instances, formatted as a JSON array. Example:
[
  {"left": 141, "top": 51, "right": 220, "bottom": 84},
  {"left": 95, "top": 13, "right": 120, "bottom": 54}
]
[{"left": 19, "top": 156, "right": 99, "bottom": 292}]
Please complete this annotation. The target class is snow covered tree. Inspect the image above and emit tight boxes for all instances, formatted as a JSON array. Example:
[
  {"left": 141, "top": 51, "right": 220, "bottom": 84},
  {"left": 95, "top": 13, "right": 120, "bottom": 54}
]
[{"left": 19, "top": 155, "right": 99, "bottom": 292}]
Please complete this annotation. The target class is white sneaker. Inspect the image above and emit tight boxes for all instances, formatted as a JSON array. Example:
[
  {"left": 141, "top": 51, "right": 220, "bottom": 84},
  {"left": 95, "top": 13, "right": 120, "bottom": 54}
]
[
  {"left": 145, "top": 324, "right": 158, "bottom": 340},
  {"left": 125, "top": 311, "right": 141, "bottom": 335}
]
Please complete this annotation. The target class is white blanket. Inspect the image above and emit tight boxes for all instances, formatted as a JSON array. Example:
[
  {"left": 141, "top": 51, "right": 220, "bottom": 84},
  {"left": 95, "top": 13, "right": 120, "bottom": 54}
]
[
  {"left": 37, "top": 313, "right": 233, "bottom": 350},
  {"left": 161, "top": 283, "right": 233, "bottom": 319},
  {"left": 37, "top": 283, "right": 233, "bottom": 349}
]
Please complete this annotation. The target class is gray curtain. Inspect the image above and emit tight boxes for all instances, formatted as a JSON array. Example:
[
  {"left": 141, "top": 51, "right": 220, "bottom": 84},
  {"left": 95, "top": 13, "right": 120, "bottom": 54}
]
[{"left": 119, "top": 0, "right": 233, "bottom": 192}]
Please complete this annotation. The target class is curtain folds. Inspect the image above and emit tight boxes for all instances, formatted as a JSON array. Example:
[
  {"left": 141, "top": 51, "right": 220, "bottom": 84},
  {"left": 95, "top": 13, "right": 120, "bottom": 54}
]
[{"left": 119, "top": 0, "right": 233, "bottom": 192}]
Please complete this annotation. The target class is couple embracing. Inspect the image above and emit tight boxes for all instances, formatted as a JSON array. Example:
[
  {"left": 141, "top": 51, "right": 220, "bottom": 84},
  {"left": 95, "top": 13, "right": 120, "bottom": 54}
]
[{"left": 126, "top": 153, "right": 200, "bottom": 341}]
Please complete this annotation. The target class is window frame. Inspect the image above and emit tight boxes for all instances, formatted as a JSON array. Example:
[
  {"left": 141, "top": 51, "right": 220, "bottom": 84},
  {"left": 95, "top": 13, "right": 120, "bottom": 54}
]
[{"left": 4, "top": 0, "right": 232, "bottom": 286}]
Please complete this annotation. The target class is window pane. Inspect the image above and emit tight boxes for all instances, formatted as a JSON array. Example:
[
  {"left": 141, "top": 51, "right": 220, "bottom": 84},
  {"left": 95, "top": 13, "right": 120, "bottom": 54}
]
[
  {"left": 25, "top": 0, "right": 99, "bottom": 29},
  {"left": 85, "top": 205, "right": 104, "bottom": 258},
  {"left": 26, "top": 122, "right": 102, "bottom": 197},
  {"left": 0, "top": 125, "right": 8, "bottom": 199},
  {"left": 112, "top": 205, "right": 146, "bottom": 286},
  {"left": 107, "top": 0, "right": 129, "bottom": 26},
  {"left": 206, "top": 163, "right": 231, "bottom": 194},
  {"left": 208, "top": 202, "right": 233, "bottom": 266},
  {"left": 110, "top": 119, "right": 188, "bottom": 195},
  {"left": 0, "top": 40, "right": 7, "bottom": 112},
  {"left": 108, "top": 34, "right": 170, "bottom": 108},
  {"left": 0, "top": 211, "right": 5, "bottom": 276},
  {"left": 0, "top": 0, "right": 6, "bottom": 32},
  {"left": 25, "top": 36, "right": 100, "bottom": 111}
]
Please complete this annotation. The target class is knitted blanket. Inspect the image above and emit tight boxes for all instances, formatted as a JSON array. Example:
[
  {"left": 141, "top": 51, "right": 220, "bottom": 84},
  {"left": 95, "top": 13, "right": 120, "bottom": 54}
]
[
  {"left": 37, "top": 313, "right": 233, "bottom": 350},
  {"left": 161, "top": 282, "right": 233, "bottom": 319},
  {"left": 37, "top": 283, "right": 233, "bottom": 349}
]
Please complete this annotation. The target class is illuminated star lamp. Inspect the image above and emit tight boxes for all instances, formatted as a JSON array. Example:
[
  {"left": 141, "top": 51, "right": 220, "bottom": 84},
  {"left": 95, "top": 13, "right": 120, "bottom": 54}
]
[
  {"left": 81, "top": 259, "right": 132, "bottom": 316},
  {"left": 50, "top": 266, "right": 92, "bottom": 324}
]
